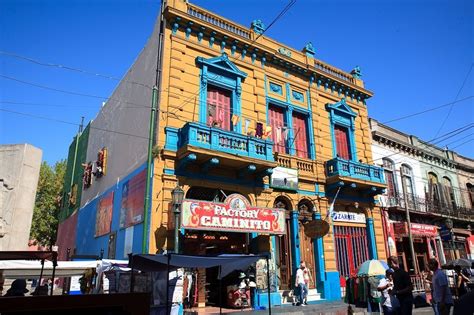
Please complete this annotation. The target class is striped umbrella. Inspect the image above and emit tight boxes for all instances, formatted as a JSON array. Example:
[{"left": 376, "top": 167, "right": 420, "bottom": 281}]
[{"left": 357, "top": 259, "right": 389, "bottom": 277}]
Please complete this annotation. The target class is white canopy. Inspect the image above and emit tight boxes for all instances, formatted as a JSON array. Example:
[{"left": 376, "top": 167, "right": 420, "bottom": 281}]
[{"left": 0, "top": 260, "right": 99, "bottom": 278}]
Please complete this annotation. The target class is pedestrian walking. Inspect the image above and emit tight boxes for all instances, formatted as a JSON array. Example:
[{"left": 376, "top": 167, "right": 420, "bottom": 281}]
[
  {"left": 387, "top": 256, "right": 413, "bottom": 315},
  {"left": 429, "top": 258, "right": 453, "bottom": 315},
  {"left": 454, "top": 265, "right": 470, "bottom": 298},
  {"left": 294, "top": 262, "right": 307, "bottom": 306},
  {"left": 302, "top": 261, "right": 312, "bottom": 305},
  {"left": 378, "top": 269, "right": 399, "bottom": 315}
]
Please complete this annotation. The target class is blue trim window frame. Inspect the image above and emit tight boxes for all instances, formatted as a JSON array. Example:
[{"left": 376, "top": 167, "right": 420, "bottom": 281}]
[
  {"left": 264, "top": 76, "right": 316, "bottom": 160},
  {"left": 266, "top": 98, "right": 315, "bottom": 159},
  {"left": 196, "top": 53, "right": 247, "bottom": 133},
  {"left": 326, "top": 98, "right": 357, "bottom": 161}
]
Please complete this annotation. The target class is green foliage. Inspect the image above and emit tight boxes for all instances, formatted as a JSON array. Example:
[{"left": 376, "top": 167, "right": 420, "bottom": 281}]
[{"left": 30, "top": 160, "right": 67, "bottom": 248}]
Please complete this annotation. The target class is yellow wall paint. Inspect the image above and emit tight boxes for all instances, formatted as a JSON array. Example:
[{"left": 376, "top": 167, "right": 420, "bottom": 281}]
[{"left": 148, "top": 0, "right": 386, "bottom": 277}]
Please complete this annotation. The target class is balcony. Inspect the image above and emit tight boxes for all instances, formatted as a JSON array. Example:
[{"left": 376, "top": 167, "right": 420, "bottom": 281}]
[
  {"left": 325, "top": 157, "right": 386, "bottom": 193},
  {"left": 166, "top": 122, "right": 276, "bottom": 176},
  {"left": 382, "top": 193, "right": 473, "bottom": 221},
  {"left": 274, "top": 153, "right": 319, "bottom": 181}
]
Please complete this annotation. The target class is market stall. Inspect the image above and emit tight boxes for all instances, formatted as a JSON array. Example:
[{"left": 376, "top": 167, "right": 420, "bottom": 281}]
[{"left": 129, "top": 253, "right": 272, "bottom": 315}]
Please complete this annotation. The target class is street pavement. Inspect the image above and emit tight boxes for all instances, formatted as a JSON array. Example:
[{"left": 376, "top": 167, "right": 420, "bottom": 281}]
[{"left": 184, "top": 301, "right": 435, "bottom": 314}]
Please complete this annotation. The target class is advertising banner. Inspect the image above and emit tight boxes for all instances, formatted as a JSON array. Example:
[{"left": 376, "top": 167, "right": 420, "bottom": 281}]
[
  {"left": 95, "top": 191, "right": 114, "bottom": 237},
  {"left": 270, "top": 167, "right": 298, "bottom": 191},
  {"left": 394, "top": 222, "right": 438, "bottom": 237},
  {"left": 181, "top": 194, "right": 286, "bottom": 234},
  {"left": 119, "top": 169, "right": 146, "bottom": 228}
]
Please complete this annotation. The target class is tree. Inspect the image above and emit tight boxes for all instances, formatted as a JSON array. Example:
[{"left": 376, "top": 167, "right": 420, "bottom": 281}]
[{"left": 30, "top": 160, "right": 67, "bottom": 248}]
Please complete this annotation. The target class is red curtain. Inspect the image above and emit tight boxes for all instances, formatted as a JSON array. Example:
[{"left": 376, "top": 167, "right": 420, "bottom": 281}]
[
  {"left": 268, "top": 105, "right": 286, "bottom": 154},
  {"left": 207, "top": 87, "right": 231, "bottom": 131},
  {"left": 292, "top": 112, "right": 308, "bottom": 158},
  {"left": 335, "top": 125, "right": 350, "bottom": 160}
]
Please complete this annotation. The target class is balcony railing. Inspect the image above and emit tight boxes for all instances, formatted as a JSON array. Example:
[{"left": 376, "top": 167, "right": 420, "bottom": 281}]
[
  {"left": 326, "top": 157, "right": 385, "bottom": 184},
  {"left": 382, "top": 193, "right": 473, "bottom": 220},
  {"left": 178, "top": 122, "right": 274, "bottom": 161},
  {"left": 274, "top": 153, "right": 317, "bottom": 178}
]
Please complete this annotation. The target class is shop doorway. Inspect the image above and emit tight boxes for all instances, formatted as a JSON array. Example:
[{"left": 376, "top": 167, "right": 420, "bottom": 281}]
[
  {"left": 334, "top": 225, "right": 369, "bottom": 278},
  {"left": 273, "top": 197, "right": 292, "bottom": 290},
  {"left": 298, "top": 199, "right": 316, "bottom": 289},
  {"left": 182, "top": 186, "right": 251, "bottom": 308}
]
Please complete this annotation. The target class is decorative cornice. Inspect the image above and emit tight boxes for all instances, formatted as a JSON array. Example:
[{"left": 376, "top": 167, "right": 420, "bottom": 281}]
[{"left": 165, "top": 5, "right": 373, "bottom": 101}]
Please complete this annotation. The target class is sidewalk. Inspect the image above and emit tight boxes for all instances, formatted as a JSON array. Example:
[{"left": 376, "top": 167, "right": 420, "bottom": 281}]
[{"left": 184, "top": 301, "right": 434, "bottom": 315}]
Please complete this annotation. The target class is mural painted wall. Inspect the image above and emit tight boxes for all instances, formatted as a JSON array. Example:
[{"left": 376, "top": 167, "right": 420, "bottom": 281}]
[{"left": 76, "top": 164, "right": 146, "bottom": 259}]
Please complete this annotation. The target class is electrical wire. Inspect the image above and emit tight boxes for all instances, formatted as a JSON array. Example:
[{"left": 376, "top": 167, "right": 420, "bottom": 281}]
[
  {"left": 382, "top": 95, "right": 473, "bottom": 124},
  {"left": 168, "top": 0, "right": 296, "bottom": 116},
  {"left": 432, "top": 63, "right": 474, "bottom": 139},
  {"left": 0, "top": 50, "right": 153, "bottom": 90}
]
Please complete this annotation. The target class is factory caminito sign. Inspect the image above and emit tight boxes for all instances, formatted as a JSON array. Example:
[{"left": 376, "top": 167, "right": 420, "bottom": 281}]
[{"left": 181, "top": 194, "right": 286, "bottom": 234}]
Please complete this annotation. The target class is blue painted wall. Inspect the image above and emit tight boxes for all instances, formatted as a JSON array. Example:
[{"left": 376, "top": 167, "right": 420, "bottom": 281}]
[{"left": 75, "top": 163, "right": 147, "bottom": 259}]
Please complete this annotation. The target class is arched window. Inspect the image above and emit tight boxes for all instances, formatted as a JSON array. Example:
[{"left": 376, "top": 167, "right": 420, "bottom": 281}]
[
  {"left": 401, "top": 164, "right": 415, "bottom": 209},
  {"left": 382, "top": 158, "right": 397, "bottom": 200},
  {"left": 467, "top": 183, "right": 474, "bottom": 208},
  {"left": 428, "top": 172, "right": 440, "bottom": 209},
  {"left": 443, "top": 177, "right": 456, "bottom": 210}
]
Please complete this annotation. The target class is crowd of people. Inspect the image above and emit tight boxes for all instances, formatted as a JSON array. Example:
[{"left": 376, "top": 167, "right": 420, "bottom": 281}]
[{"left": 363, "top": 256, "right": 472, "bottom": 315}]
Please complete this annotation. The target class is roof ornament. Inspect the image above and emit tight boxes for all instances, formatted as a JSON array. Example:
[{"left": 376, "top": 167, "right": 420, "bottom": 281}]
[
  {"left": 251, "top": 19, "right": 266, "bottom": 35},
  {"left": 303, "top": 41, "right": 315, "bottom": 58},
  {"left": 351, "top": 66, "right": 362, "bottom": 79}
]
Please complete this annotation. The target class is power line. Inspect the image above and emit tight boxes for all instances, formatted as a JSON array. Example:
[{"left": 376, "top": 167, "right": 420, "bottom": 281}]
[
  {"left": 450, "top": 138, "right": 474, "bottom": 150},
  {"left": 382, "top": 95, "right": 473, "bottom": 124},
  {"left": 0, "top": 50, "right": 153, "bottom": 90},
  {"left": 169, "top": 0, "right": 296, "bottom": 116},
  {"left": 0, "top": 100, "right": 149, "bottom": 109},
  {"left": 0, "top": 108, "right": 150, "bottom": 140},
  {"left": 432, "top": 63, "right": 474, "bottom": 139}
]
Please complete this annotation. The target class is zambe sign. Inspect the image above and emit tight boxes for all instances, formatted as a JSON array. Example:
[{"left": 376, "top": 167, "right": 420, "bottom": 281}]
[
  {"left": 181, "top": 194, "right": 286, "bottom": 234},
  {"left": 331, "top": 211, "right": 366, "bottom": 223}
]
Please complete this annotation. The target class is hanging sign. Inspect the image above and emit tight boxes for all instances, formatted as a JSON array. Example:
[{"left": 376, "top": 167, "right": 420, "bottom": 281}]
[
  {"left": 303, "top": 219, "right": 330, "bottom": 239},
  {"left": 331, "top": 211, "right": 366, "bottom": 223},
  {"left": 270, "top": 167, "right": 298, "bottom": 191},
  {"left": 181, "top": 194, "right": 286, "bottom": 234},
  {"left": 394, "top": 222, "right": 438, "bottom": 237}
]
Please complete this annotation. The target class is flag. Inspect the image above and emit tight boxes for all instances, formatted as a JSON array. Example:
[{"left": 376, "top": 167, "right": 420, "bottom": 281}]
[{"left": 326, "top": 186, "right": 342, "bottom": 221}]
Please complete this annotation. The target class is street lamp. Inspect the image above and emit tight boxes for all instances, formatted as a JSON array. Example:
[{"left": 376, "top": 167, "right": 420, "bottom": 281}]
[{"left": 171, "top": 184, "right": 185, "bottom": 253}]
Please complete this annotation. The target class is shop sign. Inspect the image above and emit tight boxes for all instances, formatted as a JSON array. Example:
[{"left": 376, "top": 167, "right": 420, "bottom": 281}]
[
  {"left": 270, "top": 167, "right": 298, "bottom": 191},
  {"left": 394, "top": 222, "right": 438, "bottom": 237},
  {"left": 468, "top": 235, "right": 474, "bottom": 260},
  {"left": 181, "top": 194, "right": 286, "bottom": 235},
  {"left": 331, "top": 211, "right": 365, "bottom": 223},
  {"left": 303, "top": 219, "right": 330, "bottom": 239}
]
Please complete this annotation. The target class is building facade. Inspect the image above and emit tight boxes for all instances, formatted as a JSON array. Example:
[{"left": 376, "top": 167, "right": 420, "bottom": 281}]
[
  {"left": 63, "top": 0, "right": 388, "bottom": 308},
  {"left": 370, "top": 118, "right": 474, "bottom": 292},
  {"left": 0, "top": 144, "right": 42, "bottom": 251}
]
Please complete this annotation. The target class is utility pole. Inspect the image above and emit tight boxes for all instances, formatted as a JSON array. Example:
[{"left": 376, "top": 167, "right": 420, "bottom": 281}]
[
  {"left": 142, "top": 86, "right": 158, "bottom": 254},
  {"left": 400, "top": 167, "right": 418, "bottom": 274}
]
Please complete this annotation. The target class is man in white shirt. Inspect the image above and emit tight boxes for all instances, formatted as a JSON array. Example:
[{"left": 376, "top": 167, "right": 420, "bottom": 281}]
[
  {"left": 378, "top": 269, "right": 397, "bottom": 314},
  {"left": 294, "top": 262, "right": 307, "bottom": 306},
  {"left": 429, "top": 258, "right": 453, "bottom": 315}
]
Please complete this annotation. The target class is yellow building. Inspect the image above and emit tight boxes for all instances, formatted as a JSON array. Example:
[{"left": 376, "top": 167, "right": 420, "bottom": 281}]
[
  {"left": 146, "top": 0, "right": 387, "bottom": 307},
  {"left": 68, "top": 0, "right": 387, "bottom": 309}
]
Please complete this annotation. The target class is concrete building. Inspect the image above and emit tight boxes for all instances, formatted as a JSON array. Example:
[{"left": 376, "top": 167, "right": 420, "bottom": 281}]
[
  {"left": 370, "top": 118, "right": 473, "bottom": 294},
  {"left": 63, "top": 0, "right": 388, "bottom": 309},
  {"left": 0, "top": 144, "right": 42, "bottom": 251}
]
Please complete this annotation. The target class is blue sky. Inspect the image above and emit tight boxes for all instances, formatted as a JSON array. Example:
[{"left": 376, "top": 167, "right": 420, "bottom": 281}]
[{"left": 1, "top": 0, "right": 473, "bottom": 165}]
